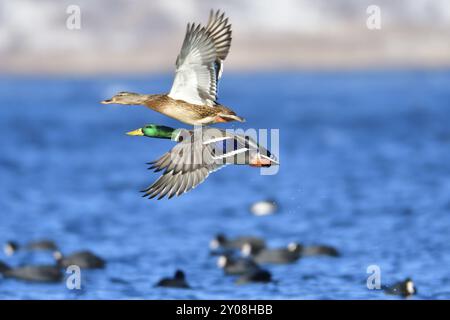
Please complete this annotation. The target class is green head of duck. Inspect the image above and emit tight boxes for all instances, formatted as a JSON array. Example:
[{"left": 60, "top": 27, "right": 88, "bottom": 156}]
[{"left": 127, "top": 124, "right": 177, "bottom": 140}]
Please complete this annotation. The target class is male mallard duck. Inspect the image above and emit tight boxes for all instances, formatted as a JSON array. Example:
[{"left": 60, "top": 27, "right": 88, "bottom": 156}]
[
  {"left": 101, "top": 10, "right": 244, "bottom": 126},
  {"left": 126, "top": 124, "right": 279, "bottom": 200}
]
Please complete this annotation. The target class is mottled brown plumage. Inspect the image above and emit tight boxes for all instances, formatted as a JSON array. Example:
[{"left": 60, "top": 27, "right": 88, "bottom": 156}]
[{"left": 142, "top": 95, "right": 242, "bottom": 125}]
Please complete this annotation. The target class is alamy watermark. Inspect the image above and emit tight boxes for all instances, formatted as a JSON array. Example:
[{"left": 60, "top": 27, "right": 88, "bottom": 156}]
[
  {"left": 170, "top": 126, "right": 280, "bottom": 176},
  {"left": 66, "top": 5, "right": 81, "bottom": 30},
  {"left": 66, "top": 265, "right": 81, "bottom": 290},
  {"left": 366, "top": 5, "right": 381, "bottom": 30},
  {"left": 366, "top": 265, "right": 381, "bottom": 289}
]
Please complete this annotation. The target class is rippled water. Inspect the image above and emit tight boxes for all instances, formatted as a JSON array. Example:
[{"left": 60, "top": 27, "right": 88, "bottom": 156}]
[{"left": 0, "top": 70, "right": 449, "bottom": 299}]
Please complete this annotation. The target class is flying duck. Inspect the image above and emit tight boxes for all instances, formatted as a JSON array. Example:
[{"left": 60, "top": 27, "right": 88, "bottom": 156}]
[
  {"left": 101, "top": 10, "right": 244, "bottom": 126},
  {"left": 126, "top": 124, "right": 278, "bottom": 199}
]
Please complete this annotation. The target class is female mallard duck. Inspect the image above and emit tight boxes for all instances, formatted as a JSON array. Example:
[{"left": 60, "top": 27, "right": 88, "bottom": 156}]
[
  {"left": 101, "top": 10, "right": 245, "bottom": 126},
  {"left": 126, "top": 124, "right": 279, "bottom": 200}
]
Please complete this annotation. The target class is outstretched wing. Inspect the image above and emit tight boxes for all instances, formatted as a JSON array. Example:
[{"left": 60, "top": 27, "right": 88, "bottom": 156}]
[
  {"left": 141, "top": 131, "right": 225, "bottom": 200},
  {"left": 168, "top": 10, "right": 232, "bottom": 107}
]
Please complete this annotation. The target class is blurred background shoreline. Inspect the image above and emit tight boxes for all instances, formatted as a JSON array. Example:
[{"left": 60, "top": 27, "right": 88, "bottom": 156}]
[{"left": 1, "top": 0, "right": 450, "bottom": 75}]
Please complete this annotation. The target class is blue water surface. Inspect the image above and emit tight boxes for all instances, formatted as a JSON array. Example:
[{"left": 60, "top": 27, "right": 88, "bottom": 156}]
[{"left": 0, "top": 70, "right": 450, "bottom": 299}]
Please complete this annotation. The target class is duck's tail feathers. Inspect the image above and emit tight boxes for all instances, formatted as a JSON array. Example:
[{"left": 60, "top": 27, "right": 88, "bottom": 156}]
[
  {"left": 262, "top": 154, "right": 279, "bottom": 165},
  {"left": 250, "top": 154, "right": 279, "bottom": 167}
]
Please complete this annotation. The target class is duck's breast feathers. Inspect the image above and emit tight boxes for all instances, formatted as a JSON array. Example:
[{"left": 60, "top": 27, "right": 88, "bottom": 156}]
[{"left": 168, "top": 10, "right": 232, "bottom": 107}]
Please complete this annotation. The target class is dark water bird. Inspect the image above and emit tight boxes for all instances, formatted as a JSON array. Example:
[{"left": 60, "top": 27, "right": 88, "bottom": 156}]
[
  {"left": 210, "top": 234, "right": 266, "bottom": 253},
  {"left": 156, "top": 270, "right": 190, "bottom": 289},
  {"left": 217, "top": 255, "right": 259, "bottom": 275},
  {"left": 242, "top": 242, "right": 302, "bottom": 264},
  {"left": 302, "top": 245, "right": 340, "bottom": 257},
  {"left": 101, "top": 10, "right": 245, "bottom": 126},
  {"left": 127, "top": 125, "right": 278, "bottom": 199},
  {"left": 0, "top": 261, "right": 62, "bottom": 283},
  {"left": 384, "top": 278, "right": 417, "bottom": 297},
  {"left": 235, "top": 268, "right": 272, "bottom": 285},
  {"left": 53, "top": 250, "right": 105, "bottom": 269},
  {"left": 3, "top": 240, "right": 58, "bottom": 256}
]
